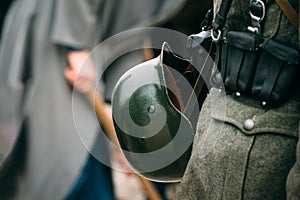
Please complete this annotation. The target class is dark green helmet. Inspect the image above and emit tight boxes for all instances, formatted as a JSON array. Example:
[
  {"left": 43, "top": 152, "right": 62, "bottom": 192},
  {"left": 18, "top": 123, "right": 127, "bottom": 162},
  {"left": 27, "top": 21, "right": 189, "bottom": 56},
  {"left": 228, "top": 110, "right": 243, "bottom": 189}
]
[{"left": 112, "top": 42, "right": 197, "bottom": 182}]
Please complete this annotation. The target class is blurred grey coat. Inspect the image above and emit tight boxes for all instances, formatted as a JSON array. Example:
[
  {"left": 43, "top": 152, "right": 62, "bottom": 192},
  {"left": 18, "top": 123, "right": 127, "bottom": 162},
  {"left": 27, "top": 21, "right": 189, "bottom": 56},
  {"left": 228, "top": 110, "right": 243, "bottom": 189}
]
[{"left": 0, "top": 0, "right": 187, "bottom": 199}]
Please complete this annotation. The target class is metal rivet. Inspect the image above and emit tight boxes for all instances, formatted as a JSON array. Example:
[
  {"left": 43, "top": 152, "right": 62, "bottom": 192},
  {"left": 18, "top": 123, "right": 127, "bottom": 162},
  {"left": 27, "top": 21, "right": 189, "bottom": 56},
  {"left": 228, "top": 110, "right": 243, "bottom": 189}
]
[
  {"left": 148, "top": 105, "right": 155, "bottom": 113},
  {"left": 140, "top": 137, "right": 146, "bottom": 143},
  {"left": 243, "top": 118, "right": 255, "bottom": 131}
]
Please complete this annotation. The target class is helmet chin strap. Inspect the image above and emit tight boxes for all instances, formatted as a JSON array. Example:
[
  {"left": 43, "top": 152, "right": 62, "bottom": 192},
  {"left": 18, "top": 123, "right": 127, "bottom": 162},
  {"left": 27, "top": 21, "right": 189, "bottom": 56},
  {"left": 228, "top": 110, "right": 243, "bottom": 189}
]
[{"left": 184, "top": 41, "right": 213, "bottom": 114}]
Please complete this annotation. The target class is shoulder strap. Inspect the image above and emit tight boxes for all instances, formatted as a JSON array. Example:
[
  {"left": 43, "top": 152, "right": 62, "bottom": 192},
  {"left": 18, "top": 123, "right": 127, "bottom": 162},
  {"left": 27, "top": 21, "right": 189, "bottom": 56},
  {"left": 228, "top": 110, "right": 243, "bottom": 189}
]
[
  {"left": 211, "top": 0, "right": 234, "bottom": 42},
  {"left": 275, "top": 0, "right": 299, "bottom": 32}
]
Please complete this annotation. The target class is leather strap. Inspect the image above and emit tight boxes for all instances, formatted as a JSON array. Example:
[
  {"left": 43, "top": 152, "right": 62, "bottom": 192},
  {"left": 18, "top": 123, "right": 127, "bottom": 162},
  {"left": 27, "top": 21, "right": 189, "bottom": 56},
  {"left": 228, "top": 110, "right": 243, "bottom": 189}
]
[
  {"left": 275, "top": 0, "right": 299, "bottom": 32},
  {"left": 212, "top": 0, "right": 234, "bottom": 29},
  {"left": 211, "top": 0, "right": 234, "bottom": 41}
]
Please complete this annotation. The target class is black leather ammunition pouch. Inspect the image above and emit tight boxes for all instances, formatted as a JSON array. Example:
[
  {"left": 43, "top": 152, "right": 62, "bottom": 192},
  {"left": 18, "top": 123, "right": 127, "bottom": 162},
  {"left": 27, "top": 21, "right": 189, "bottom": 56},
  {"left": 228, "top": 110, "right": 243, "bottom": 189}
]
[
  {"left": 252, "top": 39, "right": 299, "bottom": 105},
  {"left": 220, "top": 31, "right": 261, "bottom": 92},
  {"left": 219, "top": 31, "right": 299, "bottom": 107}
]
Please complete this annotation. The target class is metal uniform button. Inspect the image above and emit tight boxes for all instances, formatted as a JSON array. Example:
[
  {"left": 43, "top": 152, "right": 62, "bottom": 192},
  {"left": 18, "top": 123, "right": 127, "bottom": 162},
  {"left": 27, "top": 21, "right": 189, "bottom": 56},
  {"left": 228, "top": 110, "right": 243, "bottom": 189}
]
[
  {"left": 148, "top": 105, "right": 155, "bottom": 114},
  {"left": 243, "top": 118, "right": 255, "bottom": 131},
  {"left": 235, "top": 91, "right": 241, "bottom": 96}
]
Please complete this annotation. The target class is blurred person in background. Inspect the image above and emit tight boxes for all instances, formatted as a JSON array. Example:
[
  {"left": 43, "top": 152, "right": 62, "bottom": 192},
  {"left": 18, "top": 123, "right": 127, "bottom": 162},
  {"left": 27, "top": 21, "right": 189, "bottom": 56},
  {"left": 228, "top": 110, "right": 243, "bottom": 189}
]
[{"left": 0, "top": 0, "right": 115, "bottom": 199}]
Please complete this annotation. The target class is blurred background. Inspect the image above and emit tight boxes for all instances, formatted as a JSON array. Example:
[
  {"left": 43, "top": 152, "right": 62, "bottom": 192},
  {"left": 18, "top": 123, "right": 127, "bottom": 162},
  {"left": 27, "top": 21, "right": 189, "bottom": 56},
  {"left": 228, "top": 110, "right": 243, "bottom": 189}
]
[{"left": 0, "top": 0, "right": 211, "bottom": 199}]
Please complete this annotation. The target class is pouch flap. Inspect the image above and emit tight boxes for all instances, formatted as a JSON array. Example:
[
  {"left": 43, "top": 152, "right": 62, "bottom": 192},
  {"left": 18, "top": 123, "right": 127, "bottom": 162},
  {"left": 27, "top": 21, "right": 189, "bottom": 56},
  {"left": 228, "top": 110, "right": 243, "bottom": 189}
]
[
  {"left": 261, "top": 39, "right": 300, "bottom": 64},
  {"left": 226, "top": 31, "right": 260, "bottom": 51},
  {"left": 210, "top": 89, "right": 300, "bottom": 138}
]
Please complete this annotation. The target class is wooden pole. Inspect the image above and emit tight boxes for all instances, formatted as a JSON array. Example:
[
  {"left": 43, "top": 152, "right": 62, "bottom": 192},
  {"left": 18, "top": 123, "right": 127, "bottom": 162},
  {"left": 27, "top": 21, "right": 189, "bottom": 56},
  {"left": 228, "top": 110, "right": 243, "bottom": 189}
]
[{"left": 86, "top": 91, "right": 162, "bottom": 200}]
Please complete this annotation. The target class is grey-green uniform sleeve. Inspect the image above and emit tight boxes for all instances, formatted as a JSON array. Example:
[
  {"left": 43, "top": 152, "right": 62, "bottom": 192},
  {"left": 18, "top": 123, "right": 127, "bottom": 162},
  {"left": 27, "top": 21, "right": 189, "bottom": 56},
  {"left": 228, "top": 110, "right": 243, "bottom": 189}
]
[
  {"left": 50, "top": 0, "right": 103, "bottom": 48},
  {"left": 286, "top": 122, "right": 300, "bottom": 200}
]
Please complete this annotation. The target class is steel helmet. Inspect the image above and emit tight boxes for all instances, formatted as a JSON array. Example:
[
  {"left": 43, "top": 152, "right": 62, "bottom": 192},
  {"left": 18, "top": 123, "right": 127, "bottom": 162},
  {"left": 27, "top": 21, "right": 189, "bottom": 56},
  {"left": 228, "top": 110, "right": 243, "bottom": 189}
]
[{"left": 111, "top": 42, "right": 200, "bottom": 182}]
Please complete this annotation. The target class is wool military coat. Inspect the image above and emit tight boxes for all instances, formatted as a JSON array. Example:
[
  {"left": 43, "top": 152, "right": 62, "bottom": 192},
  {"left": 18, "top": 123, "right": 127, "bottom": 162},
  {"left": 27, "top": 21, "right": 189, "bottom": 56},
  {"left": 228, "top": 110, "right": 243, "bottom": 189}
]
[{"left": 175, "top": 0, "right": 300, "bottom": 199}]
